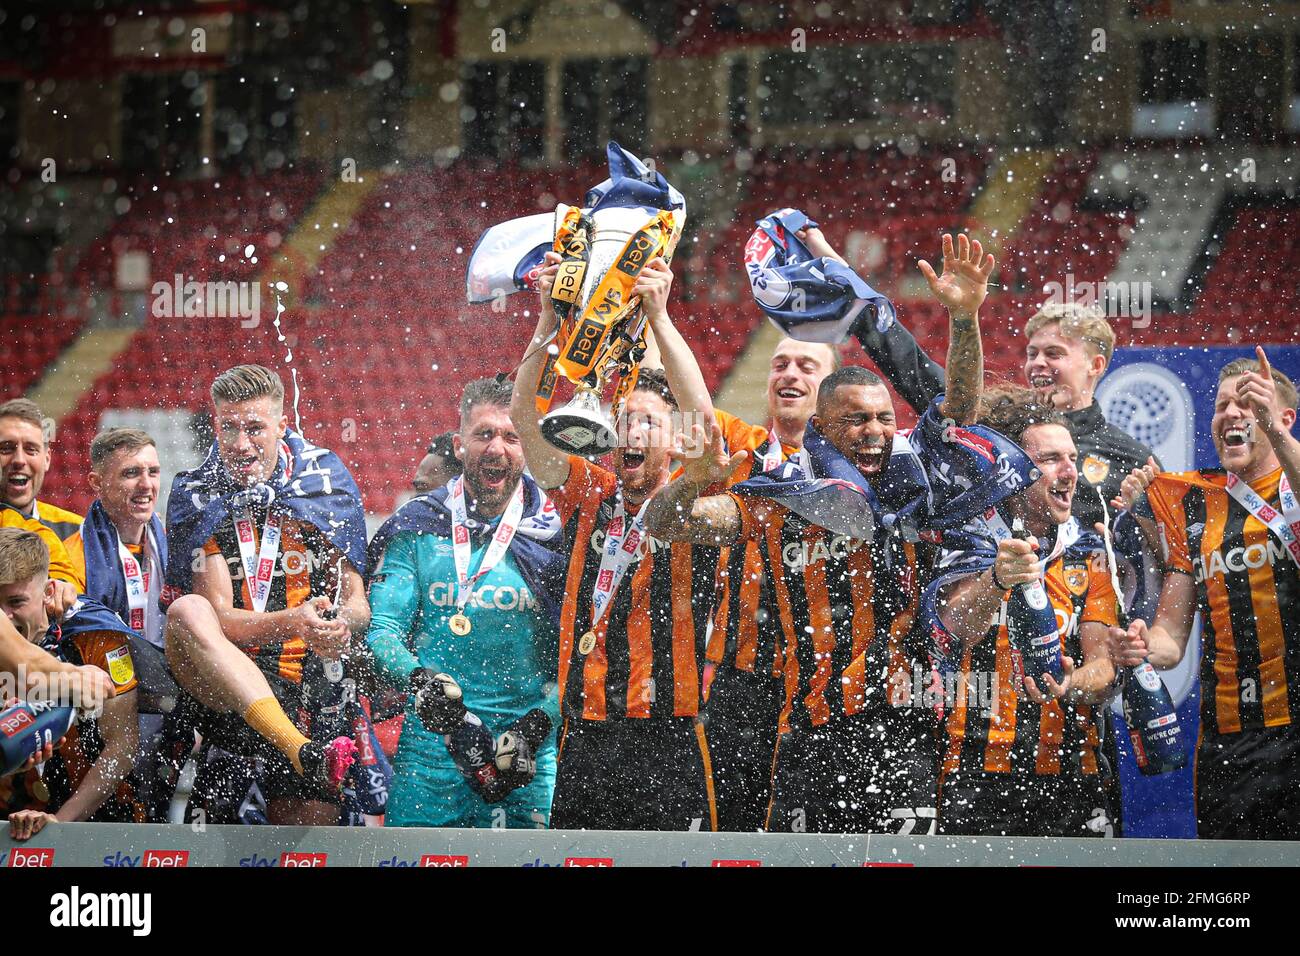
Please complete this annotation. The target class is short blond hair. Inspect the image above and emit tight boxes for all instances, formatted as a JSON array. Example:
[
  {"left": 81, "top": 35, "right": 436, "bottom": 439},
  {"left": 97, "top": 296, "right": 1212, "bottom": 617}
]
[
  {"left": 0, "top": 527, "right": 49, "bottom": 587},
  {"left": 1024, "top": 302, "right": 1116, "bottom": 367},
  {"left": 0, "top": 398, "right": 49, "bottom": 447},
  {"left": 210, "top": 365, "right": 285, "bottom": 408}
]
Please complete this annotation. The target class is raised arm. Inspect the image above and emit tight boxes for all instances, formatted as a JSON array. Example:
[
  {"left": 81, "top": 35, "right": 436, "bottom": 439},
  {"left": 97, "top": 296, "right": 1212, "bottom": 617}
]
[
  {"left": 799, "top": 225, "right": 945, "bottom": 415},
  {"left": 509, "top": 251, "right": 571, "bottom": 490},
  {"left": 638, "top": 257, "right": 715, "bottom": 425},
  {"left": 917, "top": 232, "right": 994, "bottom": 425},
  {"left": 644, "top": 419, "right": 747, "bottom": 546},
  {"left": 1242, "top": 346, "right": 1300, "bottom": 496}
]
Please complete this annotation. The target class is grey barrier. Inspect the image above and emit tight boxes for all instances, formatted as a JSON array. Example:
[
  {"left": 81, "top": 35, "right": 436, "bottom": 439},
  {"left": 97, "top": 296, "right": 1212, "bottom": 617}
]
[{"left": 3, "top": 822, "right": 1298, "bottom": 866}]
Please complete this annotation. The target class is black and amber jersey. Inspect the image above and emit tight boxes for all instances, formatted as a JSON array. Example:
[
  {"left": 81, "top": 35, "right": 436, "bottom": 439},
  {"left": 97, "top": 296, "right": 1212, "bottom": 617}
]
[
  {"left": 728, "top": 492, "right": 930, "bottom": 733},
  {"left": 549, "top": 456, "right": 722, "bottom": 722},
  {"left": 941, "top": 548, "right": 1117, "bottom": 778},
  {"left": 706, "top": 426, "right": 800, "bottom": 684},
  {"left": 1149, "top": 467, "right": 1300, "bottom": 736},
  {"left": 204, "top": 505, "right": 340, "bottom": 684}
]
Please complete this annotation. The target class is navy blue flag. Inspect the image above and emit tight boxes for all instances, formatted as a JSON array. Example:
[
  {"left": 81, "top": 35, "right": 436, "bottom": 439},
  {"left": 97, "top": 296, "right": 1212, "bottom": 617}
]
[
  {"left": 365, "top": 474, "right": 567, "bottom": 624},
  {"left": 733, "top": 420, "right": 882, "bottom": 541},
  {"left": 584, "top": 140, "right": 686, "bottom": 215},
  {"left": 164, "top": 430, "right": 367, "bottom": 598},
  {"left": 744, "top": 207, "right": 896, "bottom": 343},
  {"left": 77, "top": 500, "right": 168, "bottom": 626},
  {"left": 734, "top": 396, "right": 1037, "bottom": 544}
]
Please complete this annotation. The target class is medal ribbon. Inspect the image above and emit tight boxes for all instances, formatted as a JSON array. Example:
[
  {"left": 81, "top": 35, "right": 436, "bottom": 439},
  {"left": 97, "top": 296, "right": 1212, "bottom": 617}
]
[
  {"left": 1224, "top": 472, "right": 1300, "bottom": 569},
  {"left": 233, "top": 507, "right": 282, "bottom": 614},
  {"left": 450, "top": 477, "right": 525, "bottom": 615},
  {"left": 116, "top": 533, "right": 151, "bottom": 634},
  {"left": 589, "top": 495, "right": 647, "bottom": 633}
]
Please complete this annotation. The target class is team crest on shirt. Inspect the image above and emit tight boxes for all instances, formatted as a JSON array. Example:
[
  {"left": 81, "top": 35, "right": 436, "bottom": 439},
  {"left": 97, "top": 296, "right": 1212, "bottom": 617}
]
[
  {"left": 1081, "top": 455, "right": 1110, "bottom": 485},
  {"left": 1064, "top": 562, "right": 1089, "bottom": 596}
]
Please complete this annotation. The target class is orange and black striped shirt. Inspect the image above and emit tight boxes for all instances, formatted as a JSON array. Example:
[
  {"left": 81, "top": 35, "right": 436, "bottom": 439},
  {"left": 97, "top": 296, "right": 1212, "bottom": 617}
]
[
  {"left": 705, "top": 424, "right": 799, "bottom": 685},
  {"left": 727, "top": 493, "right": 930, "bottom": 733},
  {"left": 941, "top": 549, "right": 1117, "bottom": 778},
  {"left": 1149, "top": 467, "right": 1300, "bottom": 736},
  {"left": 549, "top": 456, "right": 723, "bottom": 722},
  {"left": 204, "top": 508, "right": 340, "bottom": 684}
]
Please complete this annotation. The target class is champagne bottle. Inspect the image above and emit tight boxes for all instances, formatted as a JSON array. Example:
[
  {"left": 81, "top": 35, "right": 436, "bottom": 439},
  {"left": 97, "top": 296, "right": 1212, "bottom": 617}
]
[
  {"left": 1005, "top": 519, "right": 1064, "bottom": 687},
  {"left": 1122, "top": 660, "right": 1188, "bottom": 775}
]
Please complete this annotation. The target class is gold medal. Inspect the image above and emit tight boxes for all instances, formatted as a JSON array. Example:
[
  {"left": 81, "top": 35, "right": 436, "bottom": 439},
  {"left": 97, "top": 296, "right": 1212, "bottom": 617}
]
[
  {"left": 31, "top": 776, "right": 50, "bottom": 804},
  {"left": 448, "top": 613, "right": 472, "bottom": 636},
  {"left": 578, "top": 630, "right": 597, "bottom": 656}
]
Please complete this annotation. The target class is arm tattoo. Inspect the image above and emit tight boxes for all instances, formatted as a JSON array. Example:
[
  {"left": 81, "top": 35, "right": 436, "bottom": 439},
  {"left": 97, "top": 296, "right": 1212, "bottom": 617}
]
[
  {"left": 941, "top": 311, "right": 983, "bottom": 425},
  {"left": 644, "top": 474, "right": 742, "bottom": 546}
]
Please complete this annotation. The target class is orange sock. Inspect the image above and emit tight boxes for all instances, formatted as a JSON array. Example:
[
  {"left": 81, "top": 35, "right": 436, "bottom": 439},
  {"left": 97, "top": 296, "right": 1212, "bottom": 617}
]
[{"left": 243, "top": 697, "right": 311, "bottom": 773}]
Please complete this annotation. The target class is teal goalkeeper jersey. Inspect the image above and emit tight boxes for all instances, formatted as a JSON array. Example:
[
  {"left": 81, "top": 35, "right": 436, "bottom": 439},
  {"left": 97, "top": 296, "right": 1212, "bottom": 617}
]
[{"left": 366, "top": 528, "right": 560, "bottom": 827}]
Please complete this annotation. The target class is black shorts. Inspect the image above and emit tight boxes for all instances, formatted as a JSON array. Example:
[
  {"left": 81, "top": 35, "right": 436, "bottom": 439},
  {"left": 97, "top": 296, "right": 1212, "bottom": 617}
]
[
  {"left": 768, "top": 709, "right": 940, "bottom": 834},
  {"left": 1197, "top": 723, "right": 1300, "bottom": 840},
  {"left": 550, "top": 716, "right": 716, "bottom": 831},
  {"left": 700, "top": 666, "right": 782, "bottom": 832},
  {"left": 176, "top": 670, "right": 331, "bottom": 805},
  {"left": 939, "top": 769, "right": 1112, "bottom": 838}
]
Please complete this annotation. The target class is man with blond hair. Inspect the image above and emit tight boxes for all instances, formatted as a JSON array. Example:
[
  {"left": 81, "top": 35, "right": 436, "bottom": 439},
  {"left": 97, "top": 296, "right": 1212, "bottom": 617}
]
[
  {"left": 162, "top": 364, "right": 372, "bottom": 824},
  {"left": 0, "top": 398, "right": 83, "bottom": 540},
  {"left": 1111, "top": 348, "right": 1300, "bottom": 839}
]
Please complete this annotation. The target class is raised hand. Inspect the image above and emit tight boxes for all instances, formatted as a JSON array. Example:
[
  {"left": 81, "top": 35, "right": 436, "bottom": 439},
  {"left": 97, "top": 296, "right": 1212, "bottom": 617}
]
[
  {"left": 536, "top": 250, "right": 563, "bottom": 325},
  {"left": 1111, "top": 456, "right": 1159, "bottom": 512},
  {"left": 795, "top": 227, "right": 848, "bottom": 266},
  {"left": 671, "top": 420, "right": 747, "bottom": 489},
  {"left": 1237, "top": 346, "right": 1283, "bottom": 438},
  {"left": 632, "top": 257, "right": 674, "bottom": 321},
  {"left": 918, "top": 233, "right": 996, "bottom": 319}
]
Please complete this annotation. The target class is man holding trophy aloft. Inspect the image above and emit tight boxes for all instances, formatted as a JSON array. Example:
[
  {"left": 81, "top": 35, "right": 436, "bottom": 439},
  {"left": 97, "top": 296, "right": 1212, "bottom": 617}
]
[{"left": 481, "top": 143, "right": 724, "bottom": 830}]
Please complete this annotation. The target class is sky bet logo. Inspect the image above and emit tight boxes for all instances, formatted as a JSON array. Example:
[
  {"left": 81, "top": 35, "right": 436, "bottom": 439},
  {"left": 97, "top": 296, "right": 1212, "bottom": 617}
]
[
  {"left": 377, "top": 854, "right": 469, "bottom": 867},
  {"left": 239, "top": 851, "right": 328, "bottom": 867},
  {"left": 103, "top": 850, "right": 190, "bottom": 867}
]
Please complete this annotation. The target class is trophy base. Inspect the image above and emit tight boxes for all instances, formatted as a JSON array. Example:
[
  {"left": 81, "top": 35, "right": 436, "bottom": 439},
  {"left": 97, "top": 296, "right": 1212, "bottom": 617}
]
[{"left": 541, "top": 408, "right": 618, "bottom": 456}]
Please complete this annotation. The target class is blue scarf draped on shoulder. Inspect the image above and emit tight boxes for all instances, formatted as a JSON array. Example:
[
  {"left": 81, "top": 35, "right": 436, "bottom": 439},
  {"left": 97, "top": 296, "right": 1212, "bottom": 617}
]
[
  {"left": 920, "top": 513, "right": 1104, "bottom": 678},
  {"left": 365, "top": 473, "right": 566, "bottom": 625},
  {"left": 164, "top": 430, "right": 368, "bottom": 598},
  {"left": 733, "top": 396, "right": 1036, "bottom": 543},
  {"left": 78, "top": 500, "right": 168, "bottom": 623}
]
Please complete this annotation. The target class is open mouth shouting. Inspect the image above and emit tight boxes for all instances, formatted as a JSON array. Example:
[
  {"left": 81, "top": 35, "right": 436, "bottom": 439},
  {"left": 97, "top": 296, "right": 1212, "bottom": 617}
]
[
  {"left": 1047, "top": 482, "right": 1073, "bottom": 512},
  {"left": 850, "top": 443, "right": 887, "bottom": 475},
  {"left": 619, "top": 447, "right": 647, "bottom": 479},
  {"left": 478, "top": 460, "right": 513, "bottom": 492},
  {"left": 1220, "top": 422, "right": 1254, "bottom": 450},
  {"left": 129, "top": 491, "right": 155, "bottom": 515}
]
